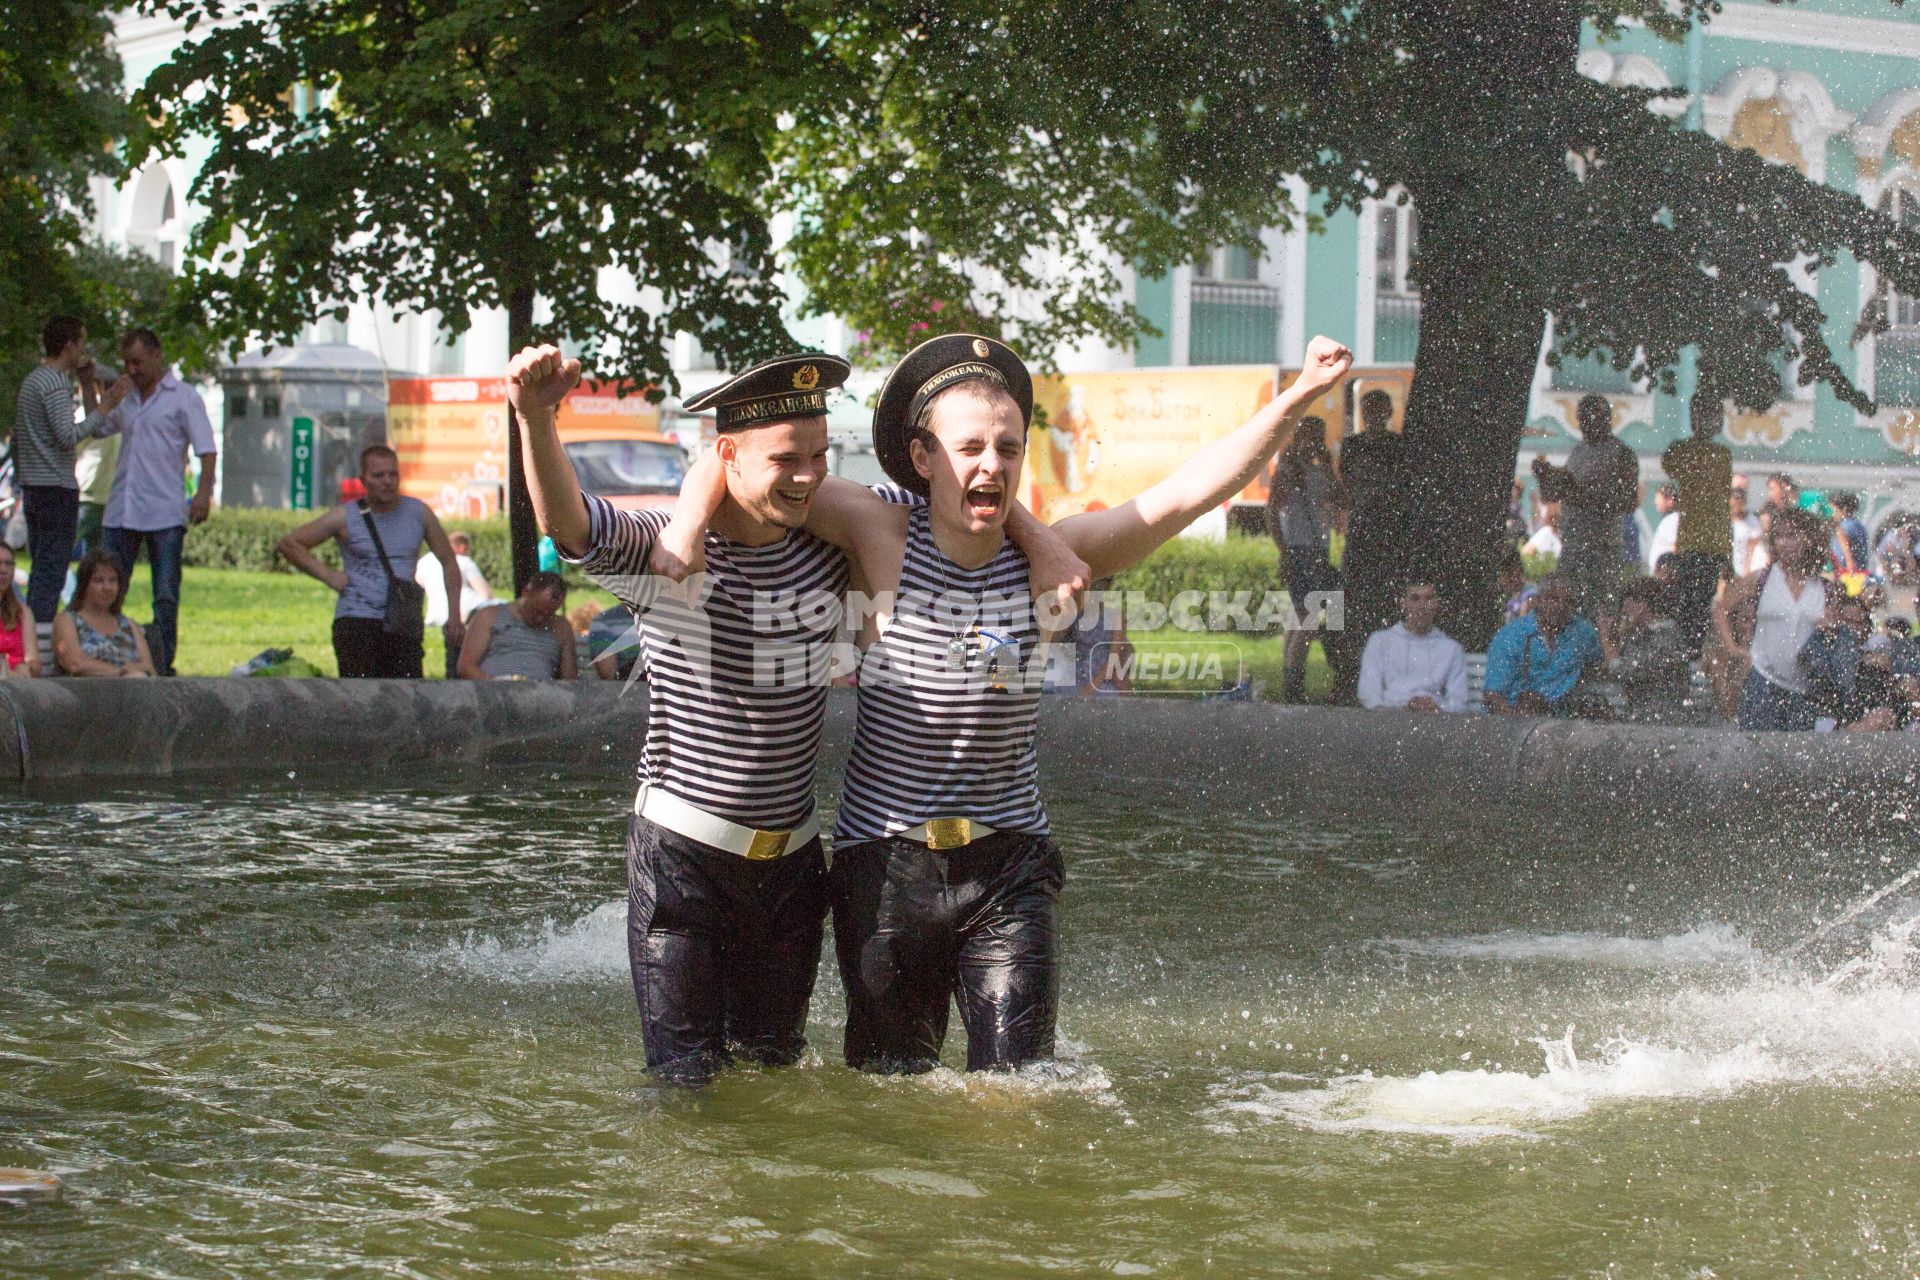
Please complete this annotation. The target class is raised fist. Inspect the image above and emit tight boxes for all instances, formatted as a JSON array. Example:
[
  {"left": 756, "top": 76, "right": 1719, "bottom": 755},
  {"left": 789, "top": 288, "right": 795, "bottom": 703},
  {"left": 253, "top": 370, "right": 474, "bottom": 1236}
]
[
  {"left": 506, "top": 344, "right": 581, "bottom": 417},
  {"left": 1294, "top": 335, "right": 1354, "bottom": 399}
]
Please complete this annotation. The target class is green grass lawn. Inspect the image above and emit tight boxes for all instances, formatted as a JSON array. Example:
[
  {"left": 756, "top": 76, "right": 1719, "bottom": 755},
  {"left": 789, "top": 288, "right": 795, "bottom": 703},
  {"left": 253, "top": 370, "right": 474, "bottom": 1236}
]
[
  {"left": 20, "top": 558, "right": 618, "bottom": 677},
  {"left": 1124, "top": 628, "right": 1334, "bottom": 700},
  {"left": 20, "top": 559, "right": 1333, "bottom": 696}
]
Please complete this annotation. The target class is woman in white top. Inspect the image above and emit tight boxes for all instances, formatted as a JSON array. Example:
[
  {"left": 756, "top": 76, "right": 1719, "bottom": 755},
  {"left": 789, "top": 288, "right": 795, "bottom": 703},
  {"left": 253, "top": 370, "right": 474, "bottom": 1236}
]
[
  {"left": 1714, "top": 507, "right": 1828, "bottom": 730},
  {"left": 417, "top": 531, "right": 495, "bottom": 625}
]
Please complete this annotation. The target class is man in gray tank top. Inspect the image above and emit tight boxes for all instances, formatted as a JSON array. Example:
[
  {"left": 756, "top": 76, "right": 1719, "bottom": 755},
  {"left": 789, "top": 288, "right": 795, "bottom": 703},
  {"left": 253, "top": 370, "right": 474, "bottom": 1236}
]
[
  {"left": 457, "top": 571, "right": 576, "bottom": 680},
  {"left": 279, "top": 444, "right": 466, "bottom": 677}
]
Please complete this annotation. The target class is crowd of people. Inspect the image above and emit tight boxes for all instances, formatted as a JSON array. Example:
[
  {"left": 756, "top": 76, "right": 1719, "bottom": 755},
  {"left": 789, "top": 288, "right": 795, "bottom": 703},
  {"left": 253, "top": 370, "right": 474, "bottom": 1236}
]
[
  {"left": 4, "top": 314, "right": 618, "bottom": 683},
  {"left": 4, "top": 315, "right": 214, "bottom": 679},
  {"left": 10, "top": 310, "right": 1919, "bottom": 731},
  {"left": 1298, "top": 390, "right": 1920, "bottom": 731}
]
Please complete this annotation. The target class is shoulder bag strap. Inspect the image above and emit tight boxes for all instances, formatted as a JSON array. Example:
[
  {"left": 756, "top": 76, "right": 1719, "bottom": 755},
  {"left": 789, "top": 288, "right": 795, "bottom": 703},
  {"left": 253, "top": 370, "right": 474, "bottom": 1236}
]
[{"left": 358, "top": 500, "right": 403, "bottom": 584}]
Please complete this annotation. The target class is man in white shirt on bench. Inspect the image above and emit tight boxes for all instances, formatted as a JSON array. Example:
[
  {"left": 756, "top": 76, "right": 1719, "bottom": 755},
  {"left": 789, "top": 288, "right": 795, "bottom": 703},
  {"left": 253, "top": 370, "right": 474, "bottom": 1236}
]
[{"left": 1356, "top": 578, "right": 1469, "bottom": 713}]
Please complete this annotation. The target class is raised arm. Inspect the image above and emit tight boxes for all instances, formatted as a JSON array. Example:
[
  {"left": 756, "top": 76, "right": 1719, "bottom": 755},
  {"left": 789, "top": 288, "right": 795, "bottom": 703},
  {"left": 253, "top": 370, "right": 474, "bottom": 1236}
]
[
  {"left": 43, "top": 370, "right": 129, "bottom": 448},
  {"left": 1052, "top": 337, "right": 1353, "bottom": 580},
  {"left": 505, "top": 345, "right": 590, "bottom": 555}
]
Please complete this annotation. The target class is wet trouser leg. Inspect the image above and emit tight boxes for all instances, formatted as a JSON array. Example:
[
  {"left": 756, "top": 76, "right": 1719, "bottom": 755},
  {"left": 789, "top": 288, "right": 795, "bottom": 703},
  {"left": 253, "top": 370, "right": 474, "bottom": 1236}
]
[
  {"left": 832, "top": 832, "right": 1064, "bottom": 1074},
  {"left": 831, "top": 838, "right": 954, "bottom": 1073},
  {"left": 626, "top": 814, "right": 827, "bottom": 1081},
  {"left": 955, "top": 839, "right": 1062, "bottom": 1071}
]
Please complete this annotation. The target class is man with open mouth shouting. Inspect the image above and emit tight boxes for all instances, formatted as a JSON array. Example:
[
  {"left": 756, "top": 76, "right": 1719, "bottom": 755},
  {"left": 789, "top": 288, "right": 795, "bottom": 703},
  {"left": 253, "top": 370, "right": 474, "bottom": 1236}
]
[{"left": 809, "top": 331, "right": 1354, "bottom": 1074}]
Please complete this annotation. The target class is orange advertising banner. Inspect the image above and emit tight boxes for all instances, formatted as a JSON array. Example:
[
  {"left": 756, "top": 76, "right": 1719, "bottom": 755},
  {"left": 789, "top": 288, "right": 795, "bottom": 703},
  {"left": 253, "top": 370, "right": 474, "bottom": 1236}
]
[
  {"left": 1026, "top": 366, "right": 1414, "bottom": 524},
  {"left": 1026, "top": 366, "right": 1281, "bottom": 523},
  {"left": 386, "top": 377, "right": 662, "bottom": 518}
]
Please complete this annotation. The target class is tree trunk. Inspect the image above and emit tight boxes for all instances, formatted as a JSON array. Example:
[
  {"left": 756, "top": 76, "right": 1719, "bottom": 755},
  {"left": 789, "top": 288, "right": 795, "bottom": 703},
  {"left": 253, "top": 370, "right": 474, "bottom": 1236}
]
[
  {"left": 1395, "top": 249, "right": 1547, "bottom": 652},
  {"left": 1331, "top": 0, "right": 1580, "bottom": 657},
  {"left": 505, "top": 284, "right": 538, "bottom": 595}
]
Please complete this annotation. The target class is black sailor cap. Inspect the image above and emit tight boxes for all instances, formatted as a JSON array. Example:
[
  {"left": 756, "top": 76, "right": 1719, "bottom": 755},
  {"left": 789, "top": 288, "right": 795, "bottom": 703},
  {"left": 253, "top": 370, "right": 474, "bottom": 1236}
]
[
  {"left": 681, "top": 352, "right": 851, "bottom": 432},
  {"left": 872, "top": 333, "right": 1033, "bottom": 495}
]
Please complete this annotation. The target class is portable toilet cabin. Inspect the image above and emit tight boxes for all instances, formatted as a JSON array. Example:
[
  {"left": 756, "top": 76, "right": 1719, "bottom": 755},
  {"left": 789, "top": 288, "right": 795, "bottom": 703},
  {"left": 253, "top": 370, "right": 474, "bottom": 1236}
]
[{"left": 217, "top": 344, "right": 391, "bottom": 510}]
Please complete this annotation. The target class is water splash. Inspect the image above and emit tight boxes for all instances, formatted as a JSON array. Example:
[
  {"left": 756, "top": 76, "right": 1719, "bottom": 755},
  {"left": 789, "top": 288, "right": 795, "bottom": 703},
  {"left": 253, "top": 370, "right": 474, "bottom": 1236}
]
[
  {"left": 867, "top": 1038, "right": 1128, "bottom": 1113},
  {"left": 1377, "top": 924, "right": 1757, "bottom": 969},
  {"left": 432, "top": 900, "right": 628, "bottom": 983},
  {"left": 1216, "top": 943, "right": 1920, "bottom": 1143},
  {"left": 1823, "top": 913, "right": 1920, "bottom": 991}
]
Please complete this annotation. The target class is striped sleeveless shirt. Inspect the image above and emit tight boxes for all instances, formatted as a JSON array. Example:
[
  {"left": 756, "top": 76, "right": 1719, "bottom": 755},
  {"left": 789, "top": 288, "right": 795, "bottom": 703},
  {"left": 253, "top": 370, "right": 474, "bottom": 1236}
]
[
  {"left": 833, "top": 505, "right": 1049, "bottom": 842},
  {"left": 564, "top": 494, "right": 850, "bottom": 831}
]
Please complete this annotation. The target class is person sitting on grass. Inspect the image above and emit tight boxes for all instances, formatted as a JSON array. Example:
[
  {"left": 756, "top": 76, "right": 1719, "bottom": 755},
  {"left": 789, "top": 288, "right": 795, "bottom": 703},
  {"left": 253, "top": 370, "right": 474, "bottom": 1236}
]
[
  {"left": 0, "top": 542, "right": 43, "bottom": 677},
  {"left": 52, "top": 549, "right": 155, "bottom": 677},
  {"left": 1482, "top": 574, "right": 1606, "bottom": 718},
  {"left": 457, "top": 571, "right": 577, "bottom": 681}
]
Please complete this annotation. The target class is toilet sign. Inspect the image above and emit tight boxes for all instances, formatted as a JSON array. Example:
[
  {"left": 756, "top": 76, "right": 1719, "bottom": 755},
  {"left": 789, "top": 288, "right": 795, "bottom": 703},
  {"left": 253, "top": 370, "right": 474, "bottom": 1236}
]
[{"left": 290, "top": 416, "right": 316, "bottom": 510}]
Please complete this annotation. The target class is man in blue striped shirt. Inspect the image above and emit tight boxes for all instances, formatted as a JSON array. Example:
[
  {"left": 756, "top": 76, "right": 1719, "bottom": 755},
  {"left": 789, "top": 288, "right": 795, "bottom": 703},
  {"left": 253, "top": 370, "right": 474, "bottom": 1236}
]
[{"left": 11, "top": 316, "right": 131, "bottom": 626}]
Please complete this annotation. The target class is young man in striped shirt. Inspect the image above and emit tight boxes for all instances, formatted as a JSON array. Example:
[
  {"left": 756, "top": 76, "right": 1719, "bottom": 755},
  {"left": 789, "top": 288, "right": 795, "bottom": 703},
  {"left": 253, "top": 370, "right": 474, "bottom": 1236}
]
[
  {"left": 795, "top": 332, "right": 1355, "bottom": 1074},
  {"left": 12, "top": 316, "right": 131, "bottom": 628},
  {"left": 505, "top": 345, "right": 1085, "bottom": 1083}
]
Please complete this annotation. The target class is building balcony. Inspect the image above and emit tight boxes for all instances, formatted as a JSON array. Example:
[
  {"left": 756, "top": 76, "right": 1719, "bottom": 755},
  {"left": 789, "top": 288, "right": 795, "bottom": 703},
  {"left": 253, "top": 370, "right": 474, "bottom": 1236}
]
[
  {"left": 1374, "top": 293, "right": 1422, "bottom": 364},
  {"left": 1189, "top": 280, "right": 1280, "bottom": 365}
]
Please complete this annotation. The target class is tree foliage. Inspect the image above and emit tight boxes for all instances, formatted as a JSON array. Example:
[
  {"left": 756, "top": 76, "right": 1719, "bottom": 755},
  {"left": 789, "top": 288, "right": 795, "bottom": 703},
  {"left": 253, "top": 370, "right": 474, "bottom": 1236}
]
[
  {"left": 783, "top": 0, "right": 1920, "bottom": 651},
  {"left": 0, "top": 0, "right": 132, "bottom": 390},
  {"left": 133, "top": 0, "right": 862, "bottom": 385},
  {"left": 790, "top": 0, "right": 1920, "bottom": 405}
]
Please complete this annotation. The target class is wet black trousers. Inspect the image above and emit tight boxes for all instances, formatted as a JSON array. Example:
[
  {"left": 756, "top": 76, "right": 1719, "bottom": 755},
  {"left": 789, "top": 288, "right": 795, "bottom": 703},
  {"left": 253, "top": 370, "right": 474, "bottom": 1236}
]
[
  {"left": 830, "top": 831, "right": 1064, "bottom": 1074},
  {"left": 625, "top": 815, "right": 828, "bottom": 1080}
]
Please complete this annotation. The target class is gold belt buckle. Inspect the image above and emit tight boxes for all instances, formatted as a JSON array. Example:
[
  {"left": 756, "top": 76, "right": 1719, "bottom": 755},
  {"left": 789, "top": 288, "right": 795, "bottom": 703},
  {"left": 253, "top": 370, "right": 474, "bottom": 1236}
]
[
  {"left": 924, "top": 818, "right": 971, "bottom": 850},
  {"left": 745, "top": 828, "right": 791, "bottom": 861}
]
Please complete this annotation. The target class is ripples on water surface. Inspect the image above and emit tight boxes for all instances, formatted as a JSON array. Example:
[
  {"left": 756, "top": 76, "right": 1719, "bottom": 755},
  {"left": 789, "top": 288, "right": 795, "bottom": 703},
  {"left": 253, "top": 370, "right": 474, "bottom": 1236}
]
[{"left": 5, "top": 772, "right": 1920, "bottom": 1275}]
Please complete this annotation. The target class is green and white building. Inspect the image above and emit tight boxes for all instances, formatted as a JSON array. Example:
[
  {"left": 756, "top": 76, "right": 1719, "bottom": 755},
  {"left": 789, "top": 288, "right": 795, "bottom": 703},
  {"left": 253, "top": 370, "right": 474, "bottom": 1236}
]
[{"left": 98, "top": 1, "right": 1920, "bottom": 534}]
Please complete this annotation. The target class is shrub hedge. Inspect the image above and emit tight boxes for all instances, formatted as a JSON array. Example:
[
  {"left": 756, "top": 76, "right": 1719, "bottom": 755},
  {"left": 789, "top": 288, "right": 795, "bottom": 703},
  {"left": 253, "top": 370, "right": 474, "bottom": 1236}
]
[
  {"left": 186, "top": 508, "right": 513, "bottom": 584},
  {"left": 1111, "top": 532, "right": 1560, "bottom": 600},
  {"left": 1110, "top": 531, "right": 1283, "bottom": 600},
  {"left": 189, "top": 510, "right": 1550, "bottom": 601}
]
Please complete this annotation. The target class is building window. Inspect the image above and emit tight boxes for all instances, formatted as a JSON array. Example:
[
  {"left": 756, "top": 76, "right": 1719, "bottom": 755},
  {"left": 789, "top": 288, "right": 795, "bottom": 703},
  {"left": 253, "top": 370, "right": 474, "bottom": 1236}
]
[
  {"left": 1373, "top": 200, "right": 1422, "bottom": 364},
  {"left": 1189, "top": 243, "right": 1280, "bottom": 365},
  {"left": 1878, "top": 187, "right": 1920, "bottom": 407},
  {"left": 131, "top": 165, "right": 184, "bottom": 275}
]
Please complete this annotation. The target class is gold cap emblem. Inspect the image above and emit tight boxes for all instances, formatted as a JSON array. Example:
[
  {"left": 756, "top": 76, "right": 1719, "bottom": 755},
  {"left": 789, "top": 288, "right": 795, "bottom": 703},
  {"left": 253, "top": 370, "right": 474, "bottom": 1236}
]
[
  {"left": 792, "top": 364, "right": 820, "bottom": 391},
  {"left": 971, "top": 339, "right": 990, "bottom": 359}
]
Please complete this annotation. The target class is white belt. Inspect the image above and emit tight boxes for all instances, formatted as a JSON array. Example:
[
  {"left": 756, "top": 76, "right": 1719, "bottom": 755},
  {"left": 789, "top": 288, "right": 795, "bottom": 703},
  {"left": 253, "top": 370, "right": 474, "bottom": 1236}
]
[
  {"left": 634, "top": 785, "right": 819, "bottom": 861},
  {"left": 897, "top": 818, "right": 999, "bottom": 850}
]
